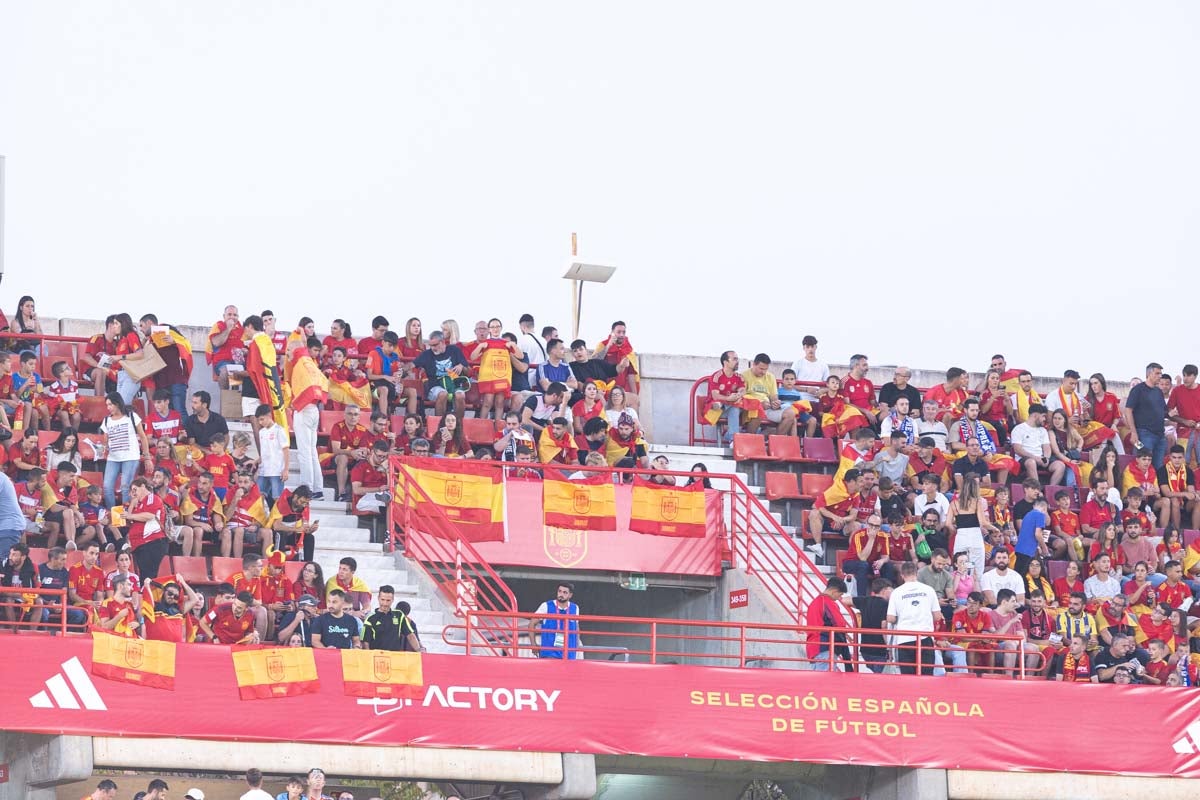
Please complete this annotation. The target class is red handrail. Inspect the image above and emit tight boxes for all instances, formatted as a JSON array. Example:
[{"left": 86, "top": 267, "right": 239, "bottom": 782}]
[
  {"left": 387, "top": 456, "right": 518, "bottom": 655},
  {"left": 446, "top": 609, "right": 1039, "bottom": 679},
  {"left": 0, "top": 587, "right": 71, "bottom": 635},
  {"left": 2, "top": 332, "right": 97, "bottom": 390}
]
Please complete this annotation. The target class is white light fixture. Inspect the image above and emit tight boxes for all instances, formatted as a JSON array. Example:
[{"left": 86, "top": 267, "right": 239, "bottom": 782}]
[{"left": 561, "top": 233, "right": 616, "bottom": 340}]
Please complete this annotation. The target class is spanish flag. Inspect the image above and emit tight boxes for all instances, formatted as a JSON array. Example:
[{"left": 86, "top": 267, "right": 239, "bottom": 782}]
[
  {"left": 396, "top": 457, "right": 505, "bottom": 542},
  {"left": 91, "top": 630, "right": 176, "bottom": 690},
  {"left": 288, "top": 350, "right": 330, "bottom": 410},
  {"left": 141, "top": 579, "right": 194, "bottom": 644},
  {"left": 1012, "top": 389, "right": 1042, "bottom": 424},
  {"left": 821, "top": 398, "right": 872, "bottom": 439},
  {"left": 231, "top": 646, "right": 320, "bottom": 700},
  {"left": 231, "top": 484, "right": 269, "bottom": 527},
  {"left": 328, "top": 376, "right": 371, "bottom": 409},
  {"left": 245, "top": 332, "right": 289, "bottom": 436},
  {"left": 476, "top": 339, "right": 513, "bottom": 394},
  {"left": 537, "top": 427, "right": 578, "bottom": 465},
  {"left": 1079, "top": 421, "right": 1116, "bottom": 451},
  {"left": 543, "top": 471, "right": 617, "bottom": 531},
  {"left": 701, "top": 396, "right": 764, "bottom": 427},
  {"left": 594, "top": 337, "right": 640, "bottom": 392},
  {"left": 340, "top": 648, "right": 423, "bottom": 699},
  {"left": 629, "top": 478, "right": 707, "bottom": 538},
  {"left": 604, "top": 429, "right": 645, "bottom": 467}
]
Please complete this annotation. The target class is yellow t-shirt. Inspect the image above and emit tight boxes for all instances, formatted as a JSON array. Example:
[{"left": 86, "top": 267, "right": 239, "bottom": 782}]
[{"left": 741, "top": 369, "right": 778, "bottom": 403}]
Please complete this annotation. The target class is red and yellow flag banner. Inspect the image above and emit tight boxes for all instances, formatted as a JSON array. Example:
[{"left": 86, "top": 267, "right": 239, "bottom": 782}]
[
  {"left": 543, "top": 471, "right": 617, "bottom": 531},
  {"left": 629, "top": 478, "right": 707, "bottom": 538},
  {"left": 91, "top": 630, "right": 176, "bottom": 690},
  {"left": 231, "top": 646, "right": 319, "bottom": 700},
  {"left": 341, "top": 648, "right": 423, "bottom": 699},
  {"left": 395, "top": 457, "right": 505, "bottom": 542},
  {"left": 475, "top": 339, "right": 513, "bottom": 394}
]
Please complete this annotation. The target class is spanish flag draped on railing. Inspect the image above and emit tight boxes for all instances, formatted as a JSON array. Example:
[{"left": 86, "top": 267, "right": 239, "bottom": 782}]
[
  {"left": 820, "top": 397, "right": 872, "bottom": 439},
  {"left": 245, "top": 332, "right": 289, "bottom": 436},
  {"left": 543, "top": 470, "right": 617, "bottom": 531},
  {"left": 91, "top": 630, "right": 177, "bottom": 690},
  {"left": 629, "top": 478, "right": 707, "bottom": 538},
  {"left": 231, "top": 645, "right": 320, "bottom": 700},
  {"left": 341, "top": 649, "right": 423, "bottom": 699},
  {"left": 475, "top": 339, "right": 513, "bottom": 395},
  {"left": 394, "top": 457, "right": 506, "bottom": 542}
]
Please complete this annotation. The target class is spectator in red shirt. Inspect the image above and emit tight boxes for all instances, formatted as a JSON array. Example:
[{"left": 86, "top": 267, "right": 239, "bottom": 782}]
[
  {"left": 804, "top": 576, "right": 850, "bottom": 670},
  {"left": 1169, "top": 365, "right": 1200, "bottom": 466},
  {"left": 322, "top": 319, "right": 357, "bottom": 367},
  {"left": 206, "top": 305, "right": 244, "bottom": 388},
  {"left": 708, "top": 351, "right": 746, "bottom": 446},
  {"left": 81, "top": 315, "right": 120, "bottom": 395},
  {"left": 199, "top": 590, "right": 260, "bottom": 645},
  {"left": 1079, "top": 475, "right": 1118, "bottom": 536},
  {"left": 330, "top": 406, "right": 371, "bottom": 503},
  {"left": 125, "top": 476, "right": 168, "bottom": 581},
  {"left": 842, "top": 354, "right": 877, "bottom": 419},
  {"left": 358, "top": 315, "right": 389, "bottom": 356},
  {"left": 925, "top": 367, "right": 969, "bottom": 430}
]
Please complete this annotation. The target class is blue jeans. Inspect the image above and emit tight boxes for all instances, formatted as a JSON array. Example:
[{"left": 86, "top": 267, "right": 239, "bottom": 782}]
[
  {"left": 257, "top": 476, "right": 284, "bottom": 507},
  {"left": 169, "top": 383, "right": 189, "bottom": 416},
  {"left": 0, "top": 528, "right": 21, "bottom": 558},
  {"left": 810, "top": 650, "right": 839, "bottom": 671},
  {"left": 933, "top": 645, "right": 968, "bottom": 676},
  {"left": 1138, "top": 429, "right": 1168, "bottom": 469},
  {"left": 720, "top": 405, "right": 741, "bottom": 445},
  {"left": 104, "top": 459, "right": 140, "bottom": 508}
]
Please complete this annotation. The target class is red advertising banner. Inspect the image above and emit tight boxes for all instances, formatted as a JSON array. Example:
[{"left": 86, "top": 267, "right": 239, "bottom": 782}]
[
  {"left": 8, "top": 637, "right": 1200, "bottom": 778},
  {"left": 469, "top": 481, "right": 725, "bottom": 575}
]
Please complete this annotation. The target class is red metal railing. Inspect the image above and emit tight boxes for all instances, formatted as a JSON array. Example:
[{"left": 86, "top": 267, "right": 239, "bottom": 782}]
[
  {"left": 444, "top": 610, "right": 1039, "bottom": 679},
  {"left": 0, "top": 587, "right": 72, "bottom": 635},
  {"left": 2, "top": 333, "right": 94, "bottom": 387},
  {"left": 388, "top": 456, "right": 519, "bottom": 655}
]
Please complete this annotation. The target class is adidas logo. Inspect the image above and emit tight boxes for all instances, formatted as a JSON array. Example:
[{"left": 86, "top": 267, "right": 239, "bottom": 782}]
[
  {"left": 28, "top": 656, "right": 107, "bottom": 711},
  {"left": 1173, "top": 721, "right": 1200, "bottom": 755}
]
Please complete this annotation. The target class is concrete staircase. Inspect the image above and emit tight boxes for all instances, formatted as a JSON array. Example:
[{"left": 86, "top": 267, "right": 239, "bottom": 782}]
[{"left": 283, "top": 452, "right": 459, "bottom": 654}]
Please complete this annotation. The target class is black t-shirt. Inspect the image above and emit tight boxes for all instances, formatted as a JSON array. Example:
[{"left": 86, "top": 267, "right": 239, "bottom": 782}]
[
  {"left": 878, "top": 493, "right": 906, "bottom": 522},
  {"left": 852, "top": 595, "right": 890, "bottom": 658},
  {"left": 183, "top": 412, "right": 229, "bottom": 446},
  {"left": 277, "top": 610, "right": 313, "bottom": 647},
  {"left": 2, "top": 558, "right": 35, "bottom": 589},
  {"left": 313, "top": 612, "right": 356, "bottom": 649},
  {"left": 878, "top": 382, "right": 922, "bottom": 412},
  {"left": 569, "top": 359, "right": 617, "bottom": 384},
  {"left": 953, "top": 456, "right": 990, "bottom": 481},
  {"left": 413, "top": 346, "right": 469, "bottom": 391},
  {"left": 1091, "top": 647, "right": 1148, "bottom": 682},
  {"left": 1126, "top": 383, "right": 1166, "bottom": 436},
  {"left": 1156, "top": 465, "right": 1196, "bottom": 490},
  {"left": 363, "top": 609, "right": 418, "bottom": 651},
  {"left": 1013, "top": 499, "right": 1036, "bottom": 527},
  {"left": 36, "top": 563, "right": 69, "bottom": 591}
]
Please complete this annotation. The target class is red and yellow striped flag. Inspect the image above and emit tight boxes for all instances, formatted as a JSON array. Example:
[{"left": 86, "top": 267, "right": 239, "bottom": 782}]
[
  {"left": 231, "top": 646, "right": 319, "bottom": 700},
  {"left": 91, "top": 630, "right": 176, "bottom": 690},
  {"left": 341, "top": 648, "right": 423, "bottom": 699},
  {"left": 543, "top": 471, "right": 617, "bottom": 531},
  {"left": 397, "top": 457, "right": 505, "bottom": 542},
  {"left": 629, "top": 478, "right": 707, "bottom": 538}
]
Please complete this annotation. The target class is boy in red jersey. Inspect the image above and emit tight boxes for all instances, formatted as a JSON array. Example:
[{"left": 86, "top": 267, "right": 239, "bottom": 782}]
[
  {"left": 143, "top": 389, "right": 183, "bottom": 444},
  {"left": 953, "top": 591, "right": 996, "bottom": 672},
  {"left": 197, "top": 434, "right": 237, "bottom": 501},
  {"left": 45, "top": 361, "right": 81, "bottom": 430}
]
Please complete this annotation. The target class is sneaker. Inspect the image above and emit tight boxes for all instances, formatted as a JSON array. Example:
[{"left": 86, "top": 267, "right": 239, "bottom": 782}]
[
  {"left": 805, "top": 543, "right": 824, "bottom": 562},
  {"left": 335, "top": 491, "right": 349, "bottom": 502},
  {"left": 104, "top": 543, "right": 116, "bottom": 553},
  {"left": 65, "top": 540, "right": 78, "bottom": 552},
  {"left": 121, "top": 542, "right": 132, "bottom": 553},
  {"left": 311, "top": 492, "right": 326, "bottom": 501}
]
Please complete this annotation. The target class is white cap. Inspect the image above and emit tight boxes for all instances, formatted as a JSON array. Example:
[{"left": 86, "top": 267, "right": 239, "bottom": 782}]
[{"left": 184, "top": 790, "right": 205, "bottom": 800}]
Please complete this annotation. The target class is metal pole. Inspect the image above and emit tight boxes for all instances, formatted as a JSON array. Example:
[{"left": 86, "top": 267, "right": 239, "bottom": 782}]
[{"left": 570, "top": 232, "right": 579, "bottom": 339}]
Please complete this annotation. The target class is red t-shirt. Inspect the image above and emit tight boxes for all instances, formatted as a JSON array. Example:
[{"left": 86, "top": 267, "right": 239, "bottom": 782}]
[
  {"left": 198, "top": 453, "right": 237, "bottom": 490},
  {"left": 1050, "top": 509, "right": 1080, "bottom": 535},
  {"left": 848, "top": 528, "right": 886, "bottom": 562},
  {"left": 1079, "top": 500, "right": 1113, "bottom": 530},
  {"left": 204, "top": 603, "right": 256, "bottom": 644},
  {"left": 924, "top": 385, "right": 967, "bottom": 416},
  {"left": 100, "top": 598, "right": 139, "bottom": 637},
  {"left": 1146, "top": 659, "right": 1173, "bottom": 684},
  {"left": 1138, "top": 614, "right": 1174, "bottom": 646},
  {"left": 68, "top": 563, "right": 105, "bottom": 604},
  {"left": 841, "top": 376, "right": 875, "bottom": 410},
  {"left": 227, "top": 570, "right": 263, "bottom": 602},
  {"left": 322, "top": 335, "right": 358, "bottom": 359},
  {"left": 1090, "top": 392, "right": 1120, "bottom": 427},
  {"left": 853, "top": 490, "right": 877, "bottom": 522},
  {"left": 128, "top": 492, "right": 166, "bottom": 549},
  {"left": 1169, "top": 384, "right": 1200, "bottom": 429},
  {"left": 953, "top": 608, "right": 994, "bottom": 637},
  {"left": 1123, "top": 580, "right": 1157, "bottom": 608},
  {"left": 331, "top": 422, "right": 371, "bottom": 453},
  {"left": 814, "top": 488, "right": 854, "bottom": 516},
  {"left": 1158, "top": 581, "right": 1191, "bottom": 609},
  {"left": 9, "top": 443, "right": 43, "bottom": 471},
  {"left": 357, "top": 336, "right": 383, "bottom": 356},
  {"left": 709, "top": 370, "right": 745, "bottom": 400},
  {"left": 85, "top": 333, "right": 119, "bottom": 381},
  {"left": 209, "top": 321, "right": 244, "bottom": 364},
  {"left": 803, "top": 594, "right": 848, "bottom": 658},
  {"left": 1053, "top": 577, "right": 1084, "bottom": 607},
  {"left": 350, "top": 460, "right": 386, "bottom": 491},
  {"left": 144, "top": 410, "right": 183, "bottom": 442},
  {"left": 261, "top": 573, "right": 296, "bottom": 606}
]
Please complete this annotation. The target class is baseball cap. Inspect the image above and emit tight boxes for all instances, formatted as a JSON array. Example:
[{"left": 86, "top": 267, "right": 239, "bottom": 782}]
[
  {"left": 185, "top": 790, "right": 206, "bottom": 800},
  {"left": 297, "top": 594, "right": 318, "bottom": 607}
]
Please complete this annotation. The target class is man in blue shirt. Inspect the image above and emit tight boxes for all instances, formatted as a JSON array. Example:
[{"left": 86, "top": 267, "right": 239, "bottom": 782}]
[
  {"left": 0, "top": 471, "right": 28, "bottom": 558},
  {"left": 1015, "top": 498, "right": 1050, "bottom": 575},
  {"left": 1124, "top": 362, "right": 1168, "bottom": 468}
]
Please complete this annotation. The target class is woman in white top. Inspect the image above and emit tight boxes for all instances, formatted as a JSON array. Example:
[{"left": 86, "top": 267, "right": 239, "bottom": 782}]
[
  {"left": 45, "top": 428, "right": 83, "bottom": 472},
  {"left": 948, "top": 475, "right": 988, "bottom": 578},
  {"left": 604, "top": 386, "right": 641, "bottom": 432},
  {"left": 99, "top": 391, "right": 152, "bottom": 508}
]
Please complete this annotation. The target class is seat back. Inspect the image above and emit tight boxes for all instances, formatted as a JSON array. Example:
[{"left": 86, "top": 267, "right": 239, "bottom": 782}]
[
  {"left": 464, "top": 417, "right": 499, "bottom": 447},
  {"left": 768, "top": 435, "right": 803, "bottom": 462},
  {"left": 801, "top": 437, "right": 837, "bottom": 464},
  {"left": 801, "top": 473, "right": 834, "bottom": 498},
  {"left": 171, "top": 556, "right": 212, "bottom": 586},
  {"left": 209, "top": 556, "right": 243, "bottom": 584},
  {"left": 731, "top": 433, "right": 769, "bottom": 462},
  {"left": 764, "top": 470, "right": 800, "bottom": 501}
]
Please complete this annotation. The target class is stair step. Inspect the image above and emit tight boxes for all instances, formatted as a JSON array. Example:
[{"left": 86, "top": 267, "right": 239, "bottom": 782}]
[
  {"left": 310, "top": 513, "right": 363, "bottom": 529},
  {"left": 314, "top": 553, "right": 396, "bottom": 571}
]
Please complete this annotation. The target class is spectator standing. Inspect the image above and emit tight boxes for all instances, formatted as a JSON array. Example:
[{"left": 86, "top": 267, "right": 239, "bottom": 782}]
[
  {"left": 0, "top": 470, "right": 26, "bottom": 558},
  {"left": 241, "top": 768, "right": 274, "bottom": 800},
  {"left": 83, "top": 779, "right": 119, "bottom": 800},
  {"left": 287, "top": 337, "right": 327, "bottom": 500},
  {"left": 254, "top": 403, "right": 288, "bottom": 507},
  {"left": 363, "top": 585, "right": 423, "bottom": 651},
  {"left": 1125, "top": 362, "right": 1169, "bottom": 468},
  {"left": 886, "top": 561, "right": 940, "bottom": 676},
  {"left": 139, "top": 314, "right": 193, "bottom": 414},
  {"left": 516, "top": 313, "right": 547, "bottom": 370},
  {"left": 804, "top": 577, "right": 851, "bottom": 670},
  {"left": 789, "top": 335, "right": 828, "bottom": 401},
  {"left": 100, "top": 392, "right": 152, "bottom": 508},
  {"left": 947, "top": 475, "right": 987, "bottom": 577},
  {"left": 852, "top": 579, "right": 893, "bottom": 673},
  {"left": 529, "top": 582, "right": 582, "bottom": 659}
]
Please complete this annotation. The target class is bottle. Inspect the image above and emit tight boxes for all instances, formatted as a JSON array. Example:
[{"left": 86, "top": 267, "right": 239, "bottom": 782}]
[{"left": 1181, "top": 657, "right": 1191, "bottom": 688}]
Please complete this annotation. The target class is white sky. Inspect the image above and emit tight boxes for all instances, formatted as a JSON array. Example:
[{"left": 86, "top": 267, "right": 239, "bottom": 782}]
[{"left": 2, "top": 2, "right": 1198, "bottom": 381}]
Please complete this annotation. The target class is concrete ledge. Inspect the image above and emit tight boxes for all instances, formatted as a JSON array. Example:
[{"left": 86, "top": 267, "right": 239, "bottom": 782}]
[
  {"left": 93, "top": 737, "right": 563, "bottom": 784},
  {"left": 949, "top": 770, "right": 1195, "bottom": 800}
]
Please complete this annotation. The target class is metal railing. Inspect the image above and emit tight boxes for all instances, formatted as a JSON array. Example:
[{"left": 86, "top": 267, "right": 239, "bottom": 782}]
[
  {"left": 0, "top": 587, "right": 72, "bottom": 635},
  {"left": 444, "top": 609, "right": 1039, "bottom": 678}
]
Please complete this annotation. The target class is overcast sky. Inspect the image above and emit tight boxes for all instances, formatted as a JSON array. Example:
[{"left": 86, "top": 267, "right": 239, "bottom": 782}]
[{"left": 2, "top": 2, "right": 1197, "bottom": 381}]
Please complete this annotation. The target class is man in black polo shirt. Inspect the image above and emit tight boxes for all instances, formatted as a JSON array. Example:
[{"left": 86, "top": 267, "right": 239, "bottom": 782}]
[
  {"left": 181, "top": 390, "right": 229, "bottom": 447},
  {"left": 363, "top": 585, "right": 423, "bottom": 652},
  {"left": 952, "top": 437, "right": 992, "bottom": 492},
  {"left": 851, "top": 579, "right": 892, "bottom": 673}
]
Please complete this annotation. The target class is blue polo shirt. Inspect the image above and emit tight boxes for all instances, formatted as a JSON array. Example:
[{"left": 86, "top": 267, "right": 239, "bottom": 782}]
[
  {"left": 1126, "top": 382, "right": 1166, "bottom": 435},
  {"left": 1016, "top": 508, "right": 1047, "bottom": 557}
]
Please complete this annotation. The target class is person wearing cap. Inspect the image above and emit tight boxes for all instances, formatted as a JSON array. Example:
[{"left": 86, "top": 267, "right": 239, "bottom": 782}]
[
  {"left": 184, "top": 789, "right": 206, "bottom": 800},
  {"left": 261, "top": 549, "right": 298, "bottom": 621},
  {"left": 82, "top": 778, "right": 118, "bottom": 800},
  {"left": 1011, "top": 403, "right": 1066, "bottom": 484},
  {"left": 277, "top": 593, "right": 320, "bottom": 646}
]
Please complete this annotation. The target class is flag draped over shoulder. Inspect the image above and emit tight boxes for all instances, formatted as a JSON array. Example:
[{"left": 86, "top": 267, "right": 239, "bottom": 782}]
[
  {"left": 231, "top": 646, "right": 319, "bottom": 699},
  {"left": 288, "top": 349, "right": 330, "bottom": 411},
  {"left": 91, "top": 630, "right": 176, "bottom": 690},
  {"left": 821, "top": 398, "right": 872, "bottom": 439},
  {"left": 341, "top": 649, "right": 423, "bottom": 699},
  {"left": 629, "top": 478, "right": 707, "bottom": 538},
  {"left": 328, "top": 375, "right": 371, "bottom": 409},
  {"left": 1079, "top": 421, "right": 1116, "bottom": 451},
  {"left": 245, "top": 332, "right": 289, "bottom": 435},
  {"left": 543, "top": 471, "right": 617, "bottom": 531},
  {"left": 475, "top": 339, "right": 513, "bottom": 395},
  {"left": 537, "top": 428, "right": 578, "bottom": 465},
  {"left": 395, "top": 457, "right": 505, "bottom": 542},
  {"left": 141, "top": 579, "right": 195, "bottom": 643}
]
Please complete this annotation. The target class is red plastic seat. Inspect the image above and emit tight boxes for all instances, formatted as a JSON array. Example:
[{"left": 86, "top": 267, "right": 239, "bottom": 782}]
[
  {"left": 1046, "top": 560, "right": 1069, "bottom": 582},
  {"left": 99, "top": 552, "right": 118, "bottom": 572},
  {"left": 800, "top": 473, "right": 834, "bottom": 500},
  {"left": 79, "top": 396, "right": 108, "bottom": 425},
  {"left": 464, "top": 417, "right": 499, "bottom": 447},
  {"left": 800, "top": 437, "right": 837, "bottom": 464},
  {"left": 768, "top": 435, "right": 808, "bottom": 464},
  {"left": 209, "top": 557, "right": 243, "bottom": 584},
  {"left": 283, "top": 561, "right": 305, "bottom": 584},
  {"left": 425, "top": 416, "right": 442, "bottom": 438},
  {"left": 27, "top": 547, "right": 49, "bottom": 565},
  {"left": 171, "top": 556, "right": 214, "bottom": 586},
  {"left": 319, "top": 410, "right": 344, "bottom": 437},
  {"left": 732, "top": 434, "right": 778, "bottom": 463},
  {"left": 764, "top": 471, "right": 802, "bottom": 501}
]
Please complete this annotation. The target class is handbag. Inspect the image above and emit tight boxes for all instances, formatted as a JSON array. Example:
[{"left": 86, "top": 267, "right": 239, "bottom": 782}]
[{"left": 121, "top": 346, "right": 166, "bottom": 382}]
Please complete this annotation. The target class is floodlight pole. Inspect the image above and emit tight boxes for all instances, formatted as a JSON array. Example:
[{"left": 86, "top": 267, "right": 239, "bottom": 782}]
[{"left": 562, "top": 234, "right": 617, "bottom": 342}]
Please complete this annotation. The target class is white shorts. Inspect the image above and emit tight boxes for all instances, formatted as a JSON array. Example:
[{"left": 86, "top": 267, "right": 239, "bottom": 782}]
[
  {"left": 242, "top": 397, "right": 262, "bottom": 418},
  {"left": 764, "top": 408, "right": 785, "bottom": 423}
]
